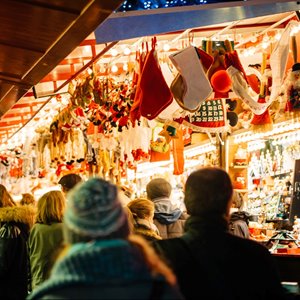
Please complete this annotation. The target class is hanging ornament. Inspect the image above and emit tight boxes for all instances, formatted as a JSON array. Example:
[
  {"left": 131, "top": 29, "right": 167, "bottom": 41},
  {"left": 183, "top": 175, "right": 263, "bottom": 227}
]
[
  {"left": 158, "top": 121, "right": 180, "bottom": 143},
  {"left": 251, "top": 53, "right": 273, "bottom": 132}
]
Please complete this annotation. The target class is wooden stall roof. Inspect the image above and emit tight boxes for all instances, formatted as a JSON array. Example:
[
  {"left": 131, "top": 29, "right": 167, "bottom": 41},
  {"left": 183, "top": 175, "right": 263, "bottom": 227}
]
[{"left": 0, "top": 0, "right": 123, "bottom": 140}]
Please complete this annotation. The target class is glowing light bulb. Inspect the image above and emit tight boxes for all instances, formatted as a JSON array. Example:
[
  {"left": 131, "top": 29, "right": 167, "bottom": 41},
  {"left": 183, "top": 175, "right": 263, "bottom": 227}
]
[
  {"left": 263, "top": 35, "right": 269, "bottom": 42},
  {"left": 111, "top": 49, "right": 118, "bottom": 57},
  {"left": 123, "top": 47, "right": 131, "bottom": 55},
  {"left": 250, "top": 35, "right": 257, "bottom": 43},
  {"left": 111, "top": 65, "right": 118, "bottom": 73},
  {"left": 163, "top": 43, "right": 170, "bottom": 52},
  {"left": 275, "top": 32, "right": 282, "bottom": 41},
  {"left": 262, "top": 42, "right": 269, "bottom": 49},
  {"left": 123, "top": 63, "right": 128, "bottom": 71},
  {"left": 243, "top": 49, "right": 250, "bottom": 57}
]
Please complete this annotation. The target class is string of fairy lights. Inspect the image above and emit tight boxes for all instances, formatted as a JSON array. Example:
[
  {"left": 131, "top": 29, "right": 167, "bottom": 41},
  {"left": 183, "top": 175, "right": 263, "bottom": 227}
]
[{"left": 117, "top": 0, "right": 244, "bottom": 11}]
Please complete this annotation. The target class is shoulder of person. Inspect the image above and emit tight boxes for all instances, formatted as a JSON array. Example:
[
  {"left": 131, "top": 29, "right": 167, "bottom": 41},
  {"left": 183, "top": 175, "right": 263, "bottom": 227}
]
[
  {"left": 228, "top": 232, "right": 272, "bottom": 258},
  {"left": 0, "top": 222, "right": 21, "bottom": 238},
  {"left": 153, "top": 236, "right": 191, "bottom": 264},
  {"left": 179, "top": 211, "right": 189, "bottom": 220}
]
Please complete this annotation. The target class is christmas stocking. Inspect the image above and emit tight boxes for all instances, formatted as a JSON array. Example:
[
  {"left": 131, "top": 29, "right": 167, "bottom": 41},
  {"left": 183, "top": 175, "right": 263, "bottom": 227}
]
[{"left": 139, "top": 38, "right": 173, "bottom": 120}]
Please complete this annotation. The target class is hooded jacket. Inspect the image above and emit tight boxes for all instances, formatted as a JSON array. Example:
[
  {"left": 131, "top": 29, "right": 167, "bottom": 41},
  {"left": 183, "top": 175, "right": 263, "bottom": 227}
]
[
  {"left": 152, "top": 197, "right": 188, "bottom": 239},
  {"left": 27, "top": 239, "right": 184, "bottom": 300},
  {"left": 0, "top": 205, "right": 35, "bottom": 300},
  {"left": 229, "top": 211, "right": 250, "bottom": 239}
]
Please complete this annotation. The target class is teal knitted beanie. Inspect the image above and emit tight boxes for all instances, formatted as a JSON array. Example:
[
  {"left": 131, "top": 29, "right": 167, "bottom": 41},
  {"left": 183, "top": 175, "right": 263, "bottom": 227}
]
[{"left": 64, "top": 177, "right": 129, "bottom": 243}]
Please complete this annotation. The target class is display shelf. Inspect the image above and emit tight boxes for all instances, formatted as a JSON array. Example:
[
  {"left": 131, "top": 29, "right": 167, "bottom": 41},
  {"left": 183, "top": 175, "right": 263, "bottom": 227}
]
[
  {"left": 235, "top": 189, "right": 249, "bottom": 193},
  {"left": 270, "top": 171, "right": 291, "bottom": 177},
  {"left": 230, "top": 165, "right": 248, "bottom": 169}
]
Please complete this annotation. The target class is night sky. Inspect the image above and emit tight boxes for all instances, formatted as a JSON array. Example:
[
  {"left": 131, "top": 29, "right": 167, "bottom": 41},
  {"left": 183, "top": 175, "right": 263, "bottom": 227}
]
[{"left": 117, "top": 0, "right": 244, "bottom": 11}]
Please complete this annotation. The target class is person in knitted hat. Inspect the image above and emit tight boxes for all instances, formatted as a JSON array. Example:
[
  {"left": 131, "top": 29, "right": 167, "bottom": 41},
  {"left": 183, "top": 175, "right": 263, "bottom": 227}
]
[
  {"left": 63, "top": 177, "right": 130, "bottom": 243},
  {"left": 146, "top": 178, "right": 188, "bottom": 239},
  {"left": 153, "top": 167, "right": 286, "bottom": 300},
  {"left": 28, "top": 177, "right": 183, "bottom": 300}
]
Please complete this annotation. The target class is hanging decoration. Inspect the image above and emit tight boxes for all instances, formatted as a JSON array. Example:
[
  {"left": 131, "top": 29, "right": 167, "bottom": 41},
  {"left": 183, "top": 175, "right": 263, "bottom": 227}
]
[
  {"left": 207, "top": 40, "right": 233, "bottom": 98},
  {"left": 182, "top": 98, "right": 229, "bottom": 133},
  {"left": 284, "top": 31, "right": 300, "bottom": 116},
  {"left": 250, "top": 53, "right": 273, "bottom": 132},
  {"left": 139, "top": 37, "right": 173, "bottom": 120},
  {"left": 170, "top": 46, "right": 213, "bottom": 112}
]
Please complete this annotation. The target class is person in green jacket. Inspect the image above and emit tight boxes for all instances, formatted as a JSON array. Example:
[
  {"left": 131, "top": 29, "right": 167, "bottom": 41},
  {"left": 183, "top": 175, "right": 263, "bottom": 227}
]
[{"left": 28, "top": 190, "right": 66, "bottom": 290}]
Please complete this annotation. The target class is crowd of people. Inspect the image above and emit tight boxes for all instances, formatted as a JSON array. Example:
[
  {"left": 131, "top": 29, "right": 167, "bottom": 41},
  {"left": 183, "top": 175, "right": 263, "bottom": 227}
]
[{"left": 0, "top": 167, "right": 298, "bottom": 299}]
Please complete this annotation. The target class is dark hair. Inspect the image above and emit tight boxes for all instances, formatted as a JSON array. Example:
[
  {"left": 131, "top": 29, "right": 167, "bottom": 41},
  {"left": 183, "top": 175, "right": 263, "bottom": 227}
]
[
  {"left": 146, "top": 178, "right": 172, "bottom": 200},
  {"left": 184, "top": 167, "right": 233, "bottom": 217},
  {"left": 20, "top": 193, "right": 35, "bottom": 206},
  {"left": 58, "top": 173, "right": 82, "bottom": 192},
  {"left": 231, "top": 190, "right": 244, "bottom": 210}
]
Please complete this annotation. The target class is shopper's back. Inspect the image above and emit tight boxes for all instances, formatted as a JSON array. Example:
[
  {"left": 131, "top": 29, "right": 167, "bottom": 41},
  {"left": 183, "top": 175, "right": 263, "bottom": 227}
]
[{"left": 153, "top": 167, "right": 286, "bottom": 300}]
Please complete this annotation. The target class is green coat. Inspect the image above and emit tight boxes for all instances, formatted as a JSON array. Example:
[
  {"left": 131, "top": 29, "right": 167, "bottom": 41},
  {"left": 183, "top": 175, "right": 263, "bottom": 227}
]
[{"left": 28, "top": 222, "right": 64, "bottom": 290}]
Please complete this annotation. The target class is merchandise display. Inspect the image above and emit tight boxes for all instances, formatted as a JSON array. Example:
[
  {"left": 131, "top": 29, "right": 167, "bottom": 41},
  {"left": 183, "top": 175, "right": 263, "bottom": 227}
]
[{"left": 1, "top": 4, "right": 300, "bottom": 237}]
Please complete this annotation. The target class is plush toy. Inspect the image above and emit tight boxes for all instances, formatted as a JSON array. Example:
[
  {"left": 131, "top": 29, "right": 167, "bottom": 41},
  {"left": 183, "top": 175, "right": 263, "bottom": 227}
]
[
  {"left": 237, "top": 102, "right": 253, "bottom": 129},
  {"left": 250, "top": 53, "right": 273, "bottom": 132},
  {"left": 285, "top": 63, "right": 300, "bottom": 114}
]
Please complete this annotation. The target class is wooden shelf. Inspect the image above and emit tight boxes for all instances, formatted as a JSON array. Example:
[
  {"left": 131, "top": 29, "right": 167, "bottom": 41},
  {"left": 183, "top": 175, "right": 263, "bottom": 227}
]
[{"left": 230, "top": 165, "right": 248, "bottom": 169}]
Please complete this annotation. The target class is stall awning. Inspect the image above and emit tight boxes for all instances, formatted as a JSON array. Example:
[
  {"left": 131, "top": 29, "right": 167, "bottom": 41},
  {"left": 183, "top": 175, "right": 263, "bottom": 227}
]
[{"left": 95, "top": 0, "right": 300, "bottom": 43}]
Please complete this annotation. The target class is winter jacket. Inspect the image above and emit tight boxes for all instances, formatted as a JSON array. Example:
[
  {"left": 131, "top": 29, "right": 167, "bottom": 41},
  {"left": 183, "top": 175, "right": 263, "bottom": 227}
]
[
  {"left": 0, "top": 205, "right": 35, "bottom": 300},
  {"left": 152, "top": 197, "right": 189, "bottom": 239},
  {"left": 27, "top": 239, "right": 184, "bottom": 300},
  {"left": 228, "top": 211, "right": 250, "bottom": 239},
  {"left": 153, "top": 215, "right": 286, "bottom": 300},
  {"left": 29, "top": 222, "right": 64, "bottom": 289},
  {"left": 229, "top": 211, "right": 250, "bottom": 239}
]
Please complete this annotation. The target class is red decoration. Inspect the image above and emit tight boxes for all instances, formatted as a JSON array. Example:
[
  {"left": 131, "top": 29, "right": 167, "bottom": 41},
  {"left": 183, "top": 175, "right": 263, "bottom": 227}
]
[
  {"left": 210, "top": 70, "right": 232, "bottom": 93},
  {"left": 246, "top": 74, "right": 260, "bottom": 94},
  {"left": 250, "top": 96, "right": 273, "bottom": 126},
  {"left": 139, "top": 37, "right": 173, "bottom": 120}
]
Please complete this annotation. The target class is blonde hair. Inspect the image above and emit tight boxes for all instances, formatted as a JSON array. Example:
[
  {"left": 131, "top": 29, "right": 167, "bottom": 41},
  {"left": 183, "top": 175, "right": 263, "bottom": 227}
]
[
  {"left": 0, "top": 184, "right": 16, "bottom": 207},
  {"left": 123, "top": 206, "right": 135, "bottom": 234},
  {"left": 20, "top": 193, "right": 35, "bottom": 206},
  {"left": 127, "top": 198, "right": 154, "bottom": 220},
  {"left": 36, "top": 190, "right": 65, "bottom": 225},
  {"left": 129, "top": 234, "right": 177, "bottom": 286}
]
